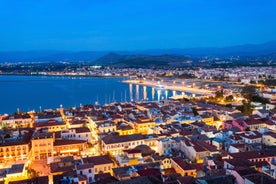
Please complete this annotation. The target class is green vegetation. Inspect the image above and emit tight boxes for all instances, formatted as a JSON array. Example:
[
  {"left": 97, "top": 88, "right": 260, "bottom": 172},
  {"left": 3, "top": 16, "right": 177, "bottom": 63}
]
[
  {"left": 192, "top": 107, "right": 199, "bottom": 116},
  {"left": 27, "top": 168, "right": 38, "bottom": 178},
  {"left": 260, "top": 79, "right": 276, "bottom": 87},
  {"left": 236, "top": 101, "right": 252, "bottom": 115},
  {"left": 225, "top": 104, "right": 232, "bottom": 108},
  {"left": 225, "top": 95, "right": 234, "bottom": 102},
  {"left": 241, "top": 85, "right": 257, "bottom": 100},
  {"left": 241, "top": 85, "right": 270, "bottom": 104},
  {"left": 251, "top": 95, "right": 269, "bottom": 104},
  {"left": 215, "top": 90, "right": 224, "bottom": 100},
  {"left": 4, "top": 134, "right": 11, "bottom": 138}
]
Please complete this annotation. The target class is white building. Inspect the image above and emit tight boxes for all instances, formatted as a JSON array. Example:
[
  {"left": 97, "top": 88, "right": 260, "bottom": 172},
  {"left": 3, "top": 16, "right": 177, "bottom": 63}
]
[{"left": 61, "top": 127, "right": 92, "bottom": 144}]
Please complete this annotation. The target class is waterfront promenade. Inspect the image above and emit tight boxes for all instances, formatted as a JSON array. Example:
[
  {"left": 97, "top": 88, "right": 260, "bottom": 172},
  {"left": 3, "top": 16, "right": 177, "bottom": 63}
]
[{"left": 123, "top": 79, "right": 213, "bottom": 96}]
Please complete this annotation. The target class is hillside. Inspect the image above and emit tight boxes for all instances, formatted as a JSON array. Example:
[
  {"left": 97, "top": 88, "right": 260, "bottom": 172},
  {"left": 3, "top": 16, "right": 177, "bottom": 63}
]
[
  {"left": 94, "top": 53, "right": 192, "bottom": 67},
  {"left": 0, "top": 40, "right": 276, "bottom": 63}
]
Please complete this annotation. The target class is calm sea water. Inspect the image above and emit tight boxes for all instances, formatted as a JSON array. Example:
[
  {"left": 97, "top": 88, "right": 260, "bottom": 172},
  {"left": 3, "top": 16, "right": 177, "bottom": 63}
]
[{"left": 0, "top": 75, "right": 180, "bottom": 114}]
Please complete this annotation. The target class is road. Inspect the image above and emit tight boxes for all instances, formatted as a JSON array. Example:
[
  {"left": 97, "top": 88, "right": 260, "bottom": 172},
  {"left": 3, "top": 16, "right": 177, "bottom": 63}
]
[{"left": 124, "top": 79, "right": 213, "bottom": 96}]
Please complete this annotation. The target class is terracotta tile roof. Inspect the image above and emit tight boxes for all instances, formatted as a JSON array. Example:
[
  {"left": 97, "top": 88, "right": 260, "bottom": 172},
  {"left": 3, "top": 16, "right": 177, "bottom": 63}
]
[
  {"left": 76, "top": 163, "right": 94, "bottom": 170},
  {"left": 116, "top": 124, "right": 133, "bottom": 131},
  {"left": 177, "top": 176, "right": 195, "bottom": 184},
  {"left": 192, "top": 144, "right": 206, "bottom": 152},
  {"left": 264, "top": 132, "right": 276, "bottom": 139},
  {"left": 82, "top": 155, "right": 113, "bottom": 166},
  {"left": 33, "top": 132, "right": 53, "bottom": 139},
  {"left": 77, "top": 174, "right": 87, "bottom": 181},
  {"left": 70, "top": 119, "right": 88, "bottom": 125},
  {"left": 102, "top": 134, "right": 144, "bottom": 144},
  {"left": 0, "top": 130, "right": 33, "bottom": 146},
  {"left": 229, "top": 143, "right": 245, "bottom": 149},
  {"left": 190, "top": 163, "right": 204, "bottom": 171},
  {"left": 235, "top": 167, "right": 259, "bottom": 177},
  {"left": 50, "top": 162, "right": 75, "bottom": 173},
  {"left": 75, "top": 127, "right": 90, "bottom": 133},
  {"left": 137, "top": 168, "right": 161, "bottom": 176},
  {"left": 34, "top": 119, "right": 65, "bottom": 128},
  {"left": 123, "top": 149, "right": 141, "bottom": 154},
  {"left": 229, "top": 150, "right": 276, "bottom": 160},
  {"left": 135, "top": 118, "right": 154, "bottom": 124},
  {"left": 246, "top": 119, "right": 265, "bottom": 125},
  {"left": 197, "top": 141, "right": 218, "bottom": 152},
  {"left": 94, "top": 173, "right": 117, "bottom": 183},
  {"left": 240, "top": 131, "right": 262, "bottom": 139},
  {"left": 171, "top": 158, "right": 195, "bottom": 171},
  {"left": 224, "top": 158, "right": 253, "bottom": 168},
  {"left": 264, "top": 120, "right": 275, "bottom": 126},
  {"left": 8, "top": 176, "right": 49, "bottom": 184}
]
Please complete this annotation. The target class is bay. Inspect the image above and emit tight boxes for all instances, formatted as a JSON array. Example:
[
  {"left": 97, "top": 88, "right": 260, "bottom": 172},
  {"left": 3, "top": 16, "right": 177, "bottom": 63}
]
[{"left": 0, "top": 75, "right": 179, "bottom": 114}]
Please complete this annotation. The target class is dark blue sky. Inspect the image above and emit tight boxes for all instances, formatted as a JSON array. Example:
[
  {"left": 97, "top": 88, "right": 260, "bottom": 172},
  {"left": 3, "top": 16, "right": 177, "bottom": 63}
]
[{"left": 1, "top": 0, "right": 276, "bottom": 51}]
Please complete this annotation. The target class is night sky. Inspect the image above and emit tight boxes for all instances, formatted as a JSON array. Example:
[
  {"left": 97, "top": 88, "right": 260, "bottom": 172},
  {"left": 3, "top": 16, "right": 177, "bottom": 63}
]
[{"left": 0, "top": 0, "right": 276, "bottom": 51}]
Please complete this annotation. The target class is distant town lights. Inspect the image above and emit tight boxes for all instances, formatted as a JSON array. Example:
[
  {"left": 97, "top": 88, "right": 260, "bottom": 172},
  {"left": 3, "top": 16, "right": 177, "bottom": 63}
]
[{"left": 90, "top": 65, "right": 101, "bottom": 69}]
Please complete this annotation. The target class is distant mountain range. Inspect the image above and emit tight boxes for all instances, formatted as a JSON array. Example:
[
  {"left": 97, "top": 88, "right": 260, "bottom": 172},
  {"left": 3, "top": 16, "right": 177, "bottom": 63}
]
[{"left": 0, "top": 40, "right": 276, "bottom": 63}]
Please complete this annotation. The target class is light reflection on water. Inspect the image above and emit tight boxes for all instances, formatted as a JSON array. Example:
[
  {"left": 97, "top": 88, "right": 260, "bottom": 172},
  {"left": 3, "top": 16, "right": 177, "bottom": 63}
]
[{"left": 0, "top": 75, "right": 194, "bottom": 114}]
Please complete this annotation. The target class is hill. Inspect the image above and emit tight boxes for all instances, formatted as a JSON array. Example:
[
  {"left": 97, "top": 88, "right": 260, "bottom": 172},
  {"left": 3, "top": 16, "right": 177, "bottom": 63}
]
[
  {"left": 94, "top": 53, "right": 191, "bottom": 67},
  {"left": 0, "top": 40, "right": 276, "bottom": 63}
]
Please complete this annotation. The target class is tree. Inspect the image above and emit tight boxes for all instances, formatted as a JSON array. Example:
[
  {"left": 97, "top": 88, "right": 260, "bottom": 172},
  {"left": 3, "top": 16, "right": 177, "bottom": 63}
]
[
  {"left": 264, "top": 79, "right": 276, "bottom": 86},
  {"left": 225, "top": 104, "right": 232, "bottom": 108},
  {"left": 192, "top": 107, "right": 199, "bottom": 116},
  {"left": 215, "top": 90, "right": 223, "bottom": 100},
  {"left": 236, "top": 102, "right": 252, "bottom": 115},
  {"left": 27, "top": 168, "right": 38, "bottom": 178},
  {"left": 225, "top": 95, "right": 234, "bottom": 102},
  {"left": 251, "top": 96, "right": 269, "bottom": 104},
  {"left": 243, "top": 102, "right": 252, "bottom": 115},
  {"left": 4, "top": 134, "right": 11, "bottom": 138},
  {"left": 241, "top": 86, "right": 256, "bottom": 100}
]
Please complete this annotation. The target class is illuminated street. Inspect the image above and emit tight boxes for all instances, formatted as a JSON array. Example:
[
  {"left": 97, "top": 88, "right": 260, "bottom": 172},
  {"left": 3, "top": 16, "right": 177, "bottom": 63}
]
[{"left": 124, "top": 79, "right": 213, "bottom": 96}]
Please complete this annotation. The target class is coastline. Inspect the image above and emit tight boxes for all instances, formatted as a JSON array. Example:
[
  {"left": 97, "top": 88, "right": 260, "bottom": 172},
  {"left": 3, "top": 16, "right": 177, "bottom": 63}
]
[
  {"left": 123, "top": 79, "right": 213, "bottom": 96},
  {"left": 0, "top": 73, "right": 131, "bottom": 79}
]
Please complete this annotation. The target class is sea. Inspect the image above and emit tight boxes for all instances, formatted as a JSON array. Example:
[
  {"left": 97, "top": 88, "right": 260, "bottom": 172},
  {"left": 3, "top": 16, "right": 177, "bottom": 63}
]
[{"left": 0, "top": 75, "right": 189, "bottom": 114}]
